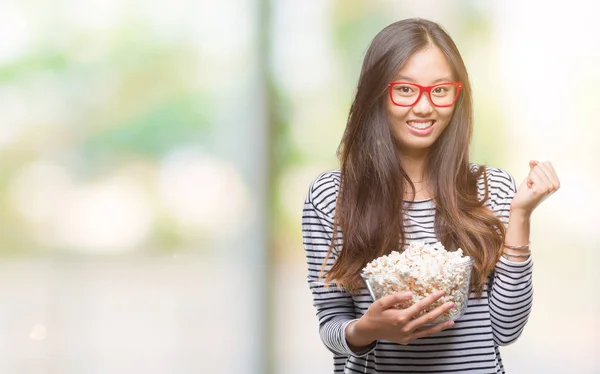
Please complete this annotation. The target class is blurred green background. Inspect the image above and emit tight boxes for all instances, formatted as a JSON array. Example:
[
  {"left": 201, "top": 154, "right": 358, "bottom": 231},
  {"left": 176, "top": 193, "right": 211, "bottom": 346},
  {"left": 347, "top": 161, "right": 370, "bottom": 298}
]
[{"left": 0, "top": 0, "right": 598, "bottom": 373}]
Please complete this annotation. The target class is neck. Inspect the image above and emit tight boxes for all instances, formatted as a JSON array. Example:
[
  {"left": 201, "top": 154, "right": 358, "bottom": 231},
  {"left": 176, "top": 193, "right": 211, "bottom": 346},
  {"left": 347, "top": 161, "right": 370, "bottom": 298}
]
[{"left": 400, "top": 151, "right": 428, "bottom": 183}]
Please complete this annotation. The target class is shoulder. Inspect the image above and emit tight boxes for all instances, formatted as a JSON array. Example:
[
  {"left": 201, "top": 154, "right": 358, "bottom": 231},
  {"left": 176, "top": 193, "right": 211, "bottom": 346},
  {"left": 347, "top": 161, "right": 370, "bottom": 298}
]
[
  {"left": 306, "top": 169, "right": 340, "bottom": 215},
  {"left": 471, "top": 163, "right": 518, "bottom": 206},
  {"left": 481, "top": 165, "right": 516, "bottom": 192}
]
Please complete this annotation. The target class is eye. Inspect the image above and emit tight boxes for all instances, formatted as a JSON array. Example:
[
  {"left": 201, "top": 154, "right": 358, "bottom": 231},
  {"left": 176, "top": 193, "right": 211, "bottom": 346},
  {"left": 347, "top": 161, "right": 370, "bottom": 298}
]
[
  {"left": 393, "top": 84, "right": 417, "bottom": 96},
  {"left": 432, "top": 84, "right": 455, "bottom": 97}
]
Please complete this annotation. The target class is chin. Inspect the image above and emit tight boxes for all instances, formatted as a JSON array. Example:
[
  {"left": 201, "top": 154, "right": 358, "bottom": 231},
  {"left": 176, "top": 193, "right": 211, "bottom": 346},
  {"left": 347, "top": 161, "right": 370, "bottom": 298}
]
[{"left": 398, "top": 140, "right": 437, "bottom": 152}]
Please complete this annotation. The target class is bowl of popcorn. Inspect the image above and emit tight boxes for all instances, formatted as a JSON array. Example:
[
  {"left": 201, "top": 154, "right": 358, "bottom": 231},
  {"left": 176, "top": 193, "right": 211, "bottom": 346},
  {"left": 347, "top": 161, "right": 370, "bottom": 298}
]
[{"left": 361, "top": 241, "right": 473, "bottom": 324}]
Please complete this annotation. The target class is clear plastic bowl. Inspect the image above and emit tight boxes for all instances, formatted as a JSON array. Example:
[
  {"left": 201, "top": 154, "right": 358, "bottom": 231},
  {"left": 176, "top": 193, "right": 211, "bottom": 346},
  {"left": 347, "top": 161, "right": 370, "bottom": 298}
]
[{"left": 360, "top": 257, "right": 474, "bottom": 324}]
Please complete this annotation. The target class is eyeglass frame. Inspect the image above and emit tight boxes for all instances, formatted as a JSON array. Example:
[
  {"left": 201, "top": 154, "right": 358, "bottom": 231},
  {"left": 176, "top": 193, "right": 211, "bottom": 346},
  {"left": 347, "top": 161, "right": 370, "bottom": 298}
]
[{"left": 387, "top": 81, "right": 463, "bottom": 108}]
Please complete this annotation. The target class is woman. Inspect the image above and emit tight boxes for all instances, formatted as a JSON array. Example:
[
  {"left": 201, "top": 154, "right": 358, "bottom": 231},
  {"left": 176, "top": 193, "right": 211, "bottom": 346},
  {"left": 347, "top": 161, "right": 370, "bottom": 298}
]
[{"left": 301, "top": 18, "right": 560, "bottom": 373}]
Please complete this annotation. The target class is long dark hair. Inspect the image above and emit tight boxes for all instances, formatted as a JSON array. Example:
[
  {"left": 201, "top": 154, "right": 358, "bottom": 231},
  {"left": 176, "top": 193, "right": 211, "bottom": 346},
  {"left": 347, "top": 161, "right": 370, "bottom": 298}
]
[{"left": 323, "top": 18, "right": 505, "bottom": 296}]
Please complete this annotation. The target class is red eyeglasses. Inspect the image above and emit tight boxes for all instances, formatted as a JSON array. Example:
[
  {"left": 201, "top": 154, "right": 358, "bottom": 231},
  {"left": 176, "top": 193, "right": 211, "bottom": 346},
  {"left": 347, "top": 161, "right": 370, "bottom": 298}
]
[{"left": 388, "top": 82, "right": 462, "bottom": 107}]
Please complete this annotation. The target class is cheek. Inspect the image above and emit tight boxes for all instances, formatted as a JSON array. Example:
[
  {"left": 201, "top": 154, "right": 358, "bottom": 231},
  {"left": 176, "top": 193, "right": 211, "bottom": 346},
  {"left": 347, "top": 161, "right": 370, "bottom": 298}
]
[
  {"left": 436, "top": 108, "right": 455, "bottom": 128},
  {"left": 386, "top": 103, "right": 410, "bottom": 121}
]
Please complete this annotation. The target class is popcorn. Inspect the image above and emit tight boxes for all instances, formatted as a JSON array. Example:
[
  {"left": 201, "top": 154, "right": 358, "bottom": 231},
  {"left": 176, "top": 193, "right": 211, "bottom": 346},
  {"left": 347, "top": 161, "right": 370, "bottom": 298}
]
[{"left": 361, "top": 241, "right": 473, "bottom": 323}]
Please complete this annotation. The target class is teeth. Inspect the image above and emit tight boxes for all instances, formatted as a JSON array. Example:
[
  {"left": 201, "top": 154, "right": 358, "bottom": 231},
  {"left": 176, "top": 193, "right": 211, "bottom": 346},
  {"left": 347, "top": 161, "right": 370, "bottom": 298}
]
[{"left": 408, "top": 121, "right": 433, "bottom": 129}]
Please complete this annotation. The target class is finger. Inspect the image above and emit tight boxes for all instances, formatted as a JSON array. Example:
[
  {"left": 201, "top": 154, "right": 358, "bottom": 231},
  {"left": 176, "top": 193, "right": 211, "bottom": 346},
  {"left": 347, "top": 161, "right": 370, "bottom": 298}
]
[
  {"left": 524, "top": 173, "right": 534, "bottom": 189},
  {"left": 529, "top": 160, "right": 539, "bottom": 169},
  {"left": 536, "top": 163, "right": 559, "bottom": 191},
  {"left": 524, "top": 160, "right": 538, "bottom": 188},
  {"left": 523, "top": 168, "right": 537, "bottom": 189},
  {"left": 530, "top": 166, "right": 554, "bottom": 194},
  {"left": 404, "top": 300, "right": 455, "bottom": 331},
  {"left": 537, "top": 161, "right": 560, "bottom": 190},
  {"left": 410, "top": 320, "right": 455, "bottom": 341},
  {"left": 543, "top": 161, "right": 558, "bottom": 178},
  {"left": 402, "top": 290, "right": 445, "bottom": 319},
  {"left": 375, "top": 291, "right": 413, "bottom": 311}
]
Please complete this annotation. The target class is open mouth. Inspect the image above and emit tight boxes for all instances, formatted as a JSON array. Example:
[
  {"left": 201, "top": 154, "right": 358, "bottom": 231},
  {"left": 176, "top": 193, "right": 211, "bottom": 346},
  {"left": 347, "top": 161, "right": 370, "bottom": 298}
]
[{"left": 407, "top": 120, "right": 435, "bottom": 130}]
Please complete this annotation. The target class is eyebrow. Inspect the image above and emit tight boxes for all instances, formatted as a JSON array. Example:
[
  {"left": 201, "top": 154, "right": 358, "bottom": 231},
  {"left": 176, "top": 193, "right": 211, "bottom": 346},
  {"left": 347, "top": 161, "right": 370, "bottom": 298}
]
[{"left": 392, "top": 75, "right": 454, "bottom": 83}]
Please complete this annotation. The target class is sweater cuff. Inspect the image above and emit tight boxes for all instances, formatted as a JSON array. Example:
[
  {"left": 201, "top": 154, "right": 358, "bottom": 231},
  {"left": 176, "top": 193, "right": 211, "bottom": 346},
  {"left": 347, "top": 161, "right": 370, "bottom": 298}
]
[
  {"left": 497, "top": 254, "right": 533, "bottom": 269},
  {"left": 340, "top": 319, "right": 377, "bottom": 357}
]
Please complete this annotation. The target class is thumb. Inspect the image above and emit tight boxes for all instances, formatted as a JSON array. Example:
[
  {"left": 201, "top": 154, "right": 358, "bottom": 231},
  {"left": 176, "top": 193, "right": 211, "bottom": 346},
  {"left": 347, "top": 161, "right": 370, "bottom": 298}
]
[
  {"left": 524, "top": 160, "right": 538, "bottom": 189},
  {"left": 375, "top": 291, "right": 412, "bottom": 311},
  {"left": 520, "top": 172, "right": 534, "bottom": 190}
]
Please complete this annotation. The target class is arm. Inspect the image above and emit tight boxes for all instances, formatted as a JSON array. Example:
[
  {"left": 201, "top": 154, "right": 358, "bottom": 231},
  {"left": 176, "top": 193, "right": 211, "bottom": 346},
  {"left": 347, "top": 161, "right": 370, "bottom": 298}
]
[
  {"left": 489, "top": 256, "right": 533, "bottom": 345},
  {"left": 488, "top": 162, "right": 560, "bottom": 345},
  {"left": 302, "top": 196, "right": 376, "bottom": 357},
  {"left": 488, "top": 170, "right": 533, "bottom": 345}
]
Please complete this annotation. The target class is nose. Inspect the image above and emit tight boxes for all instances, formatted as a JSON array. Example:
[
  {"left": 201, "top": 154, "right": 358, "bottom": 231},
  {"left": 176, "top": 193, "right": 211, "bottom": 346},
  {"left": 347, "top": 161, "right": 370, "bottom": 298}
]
[{"left": 412, "top": 92, "right": 434, "bottom": 115}]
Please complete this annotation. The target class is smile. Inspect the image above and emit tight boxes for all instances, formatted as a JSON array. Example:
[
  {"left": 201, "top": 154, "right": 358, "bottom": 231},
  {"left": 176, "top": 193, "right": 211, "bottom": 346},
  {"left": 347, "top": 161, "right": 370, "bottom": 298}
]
[{"left": 407, "top": 120, "right": 435, "bottom": 129}]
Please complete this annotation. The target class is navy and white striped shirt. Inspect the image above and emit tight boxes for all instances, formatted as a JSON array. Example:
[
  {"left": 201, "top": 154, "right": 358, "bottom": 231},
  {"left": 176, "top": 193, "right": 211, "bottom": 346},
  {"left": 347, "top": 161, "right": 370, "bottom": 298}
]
[{"left": 302, "top": 166, "right": 532, "bottom": 374}]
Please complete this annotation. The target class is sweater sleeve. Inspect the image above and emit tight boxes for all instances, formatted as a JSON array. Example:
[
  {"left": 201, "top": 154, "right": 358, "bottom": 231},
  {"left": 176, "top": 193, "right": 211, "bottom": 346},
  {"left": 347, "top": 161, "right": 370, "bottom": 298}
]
[
  {"left": 302, "top": 172, "right": 377, "bottom": 357},
  {"left": 486, "top": 168, "right": 534, "bottom": 346}
]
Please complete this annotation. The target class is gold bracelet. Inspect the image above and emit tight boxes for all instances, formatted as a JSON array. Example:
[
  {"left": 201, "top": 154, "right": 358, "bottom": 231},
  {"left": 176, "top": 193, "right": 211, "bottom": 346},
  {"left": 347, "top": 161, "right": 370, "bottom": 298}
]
[
  {"left": 502, "top": 241, "right": 531, "bottom": 259},
  {"left": 504, "top": 242, "right": 530, "bottom": 250},
  {"left": 502, "top": 247, "right": 531, "bottom": 254},
  {"left": 502, "top": 252, "right": 531, "bottom": 258},
  {"left": 503, "top": 247, "right": 531, "bottom": 256}
]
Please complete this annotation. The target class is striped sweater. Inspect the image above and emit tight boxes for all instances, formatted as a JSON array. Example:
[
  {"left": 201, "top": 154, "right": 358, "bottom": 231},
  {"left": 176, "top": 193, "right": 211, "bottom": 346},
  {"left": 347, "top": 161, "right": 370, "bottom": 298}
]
[{"left": 301, "top": 167, "right": 533, "bottom": 374}]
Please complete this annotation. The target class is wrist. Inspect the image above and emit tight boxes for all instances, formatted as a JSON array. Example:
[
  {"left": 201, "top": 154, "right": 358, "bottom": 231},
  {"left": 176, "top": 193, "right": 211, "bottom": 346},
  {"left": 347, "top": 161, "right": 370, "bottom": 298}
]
[
  {"left": 509, "top": 206, "right": 532, "bottom": 220},
  {"left": 346, "top": 318, "right": 375, "bottom": 348},
  {"left": 502, "top": 243, "right": 531, "bottom": 262}
]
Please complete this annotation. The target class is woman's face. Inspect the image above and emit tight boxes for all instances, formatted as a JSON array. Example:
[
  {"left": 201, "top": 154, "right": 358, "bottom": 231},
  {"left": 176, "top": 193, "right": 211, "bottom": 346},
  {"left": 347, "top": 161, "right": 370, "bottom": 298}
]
[{"left": 386, "top": 46, "right": 457, "bottom": 157}]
